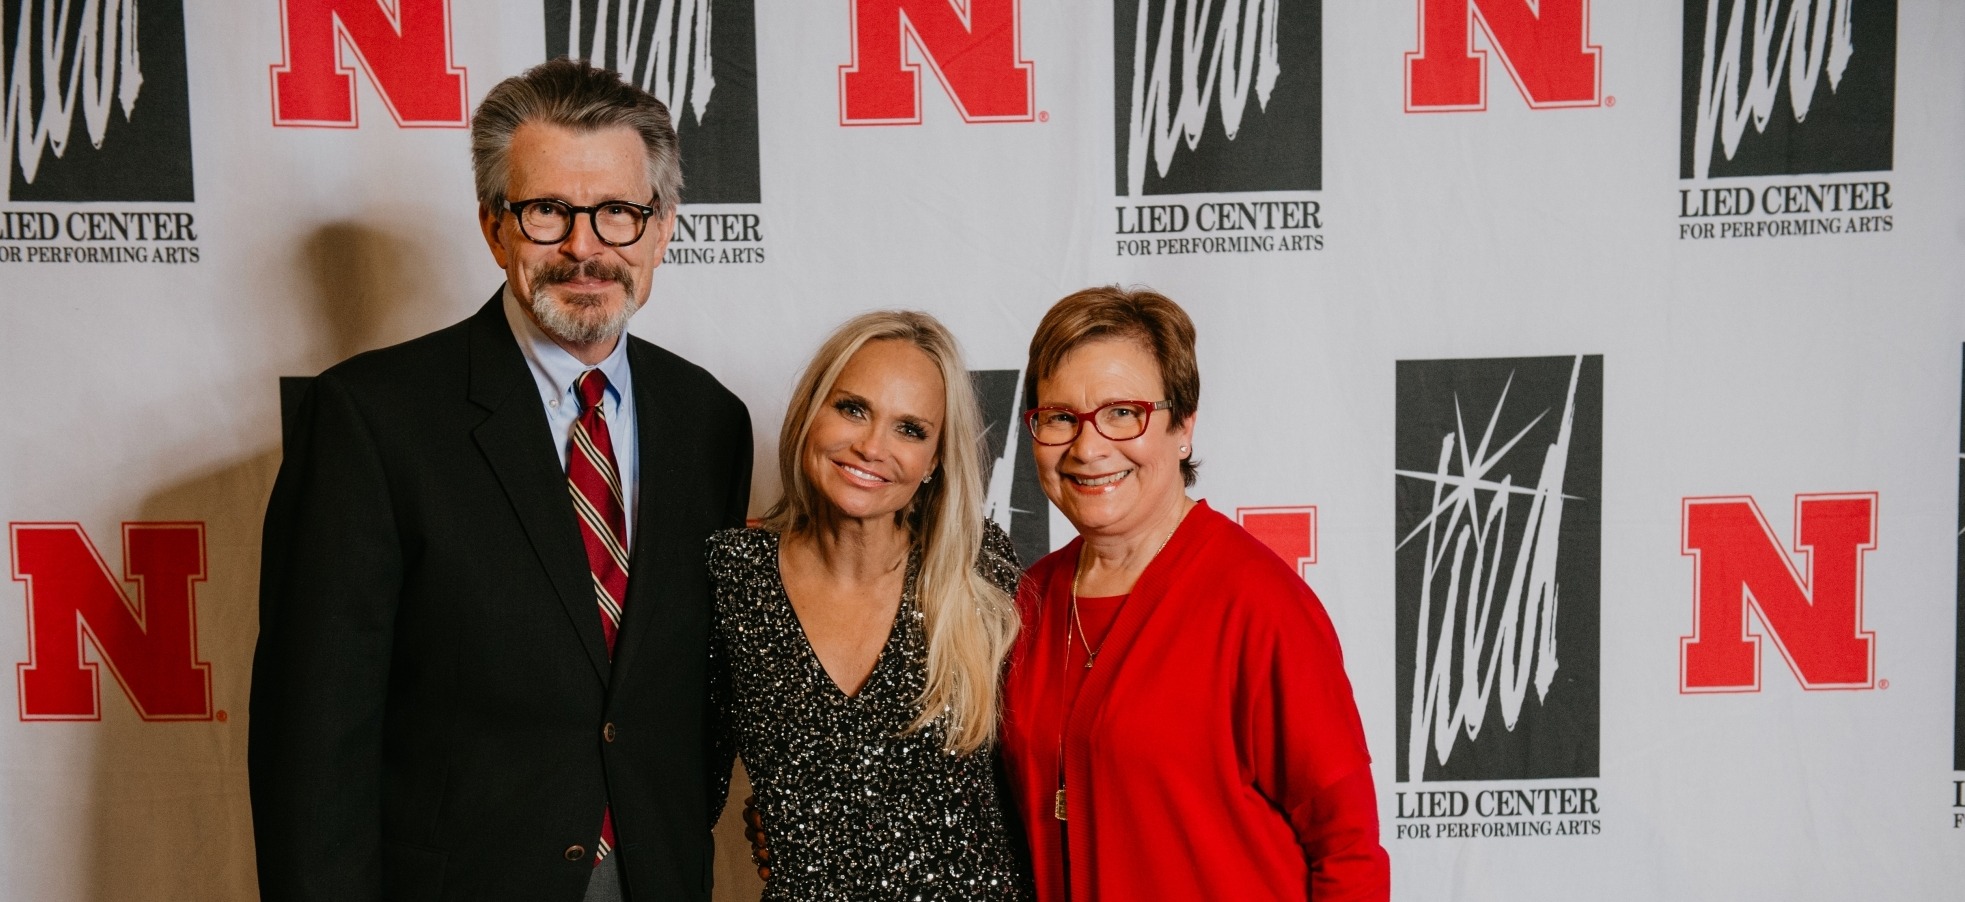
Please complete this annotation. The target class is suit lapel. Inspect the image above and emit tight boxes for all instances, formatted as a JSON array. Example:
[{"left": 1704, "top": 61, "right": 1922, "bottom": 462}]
[
  {"left": 606, "top": 338, "right": 677, "bottom": 691},
  {"left": 465, "top": 293, "right": 612, "bottom": 683}
]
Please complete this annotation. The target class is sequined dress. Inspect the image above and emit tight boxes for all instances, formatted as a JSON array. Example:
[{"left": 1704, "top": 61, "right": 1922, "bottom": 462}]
[{"left": 708, "top": 523, "right": 1031, "bottom": 902}]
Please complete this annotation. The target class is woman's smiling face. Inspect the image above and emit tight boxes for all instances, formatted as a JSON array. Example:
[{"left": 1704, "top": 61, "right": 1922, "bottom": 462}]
[
  {"left": 802, "top": 339, "right": 946, "bottom": 524},
  {"left": 1031, "top": 337, "right": 1193, "bottom": 544}
]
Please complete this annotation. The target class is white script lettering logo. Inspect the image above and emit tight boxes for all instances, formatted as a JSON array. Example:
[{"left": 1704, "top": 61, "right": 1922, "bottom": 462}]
[
  {"left": 1397, "top": 357, "right": 1583, "bottom": 782},
  {"left": 564, "top": 0, "right": 715, "bottom": 127},
  {"left": 2, "top": 0, "right": 144, "bottom": 200},
  {"left": 1691, "top": 0, "right": 1856, "bottom": 179},
  {"left": 1125, "top": 0, "right": 1281, "bottom": 196}
]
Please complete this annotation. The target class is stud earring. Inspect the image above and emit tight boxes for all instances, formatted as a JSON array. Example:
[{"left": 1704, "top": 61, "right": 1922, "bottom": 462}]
[
  {"left": 1179, "top": 445, "right": 1189, "bottom": 454},
  {"left": 922, "top": 473, "right": 935, "bottom": 484}
]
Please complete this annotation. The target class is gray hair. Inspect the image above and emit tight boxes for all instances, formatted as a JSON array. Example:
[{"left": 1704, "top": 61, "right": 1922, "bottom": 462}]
[{"left": 471, "top": 58, "right": 683, "bottom": 218}]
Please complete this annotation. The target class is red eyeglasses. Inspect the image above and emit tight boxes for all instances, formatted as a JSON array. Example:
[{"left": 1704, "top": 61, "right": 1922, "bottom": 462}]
[{"left": 1022, "top": 400, "right": 1172, "bottom": 446}]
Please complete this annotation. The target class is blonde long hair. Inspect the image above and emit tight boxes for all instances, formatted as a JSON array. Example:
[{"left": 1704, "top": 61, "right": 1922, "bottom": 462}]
[{"left": 763, "top": 311, "right": 1019, "bottom": 753}]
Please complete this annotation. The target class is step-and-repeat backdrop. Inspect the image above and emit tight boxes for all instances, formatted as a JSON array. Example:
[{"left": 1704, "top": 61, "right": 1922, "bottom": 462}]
[{"left": 2, "top": 1, "right": 1961, "bottom": 899}]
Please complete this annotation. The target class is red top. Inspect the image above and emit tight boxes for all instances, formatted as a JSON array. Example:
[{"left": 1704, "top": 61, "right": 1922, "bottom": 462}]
[
  {"left": 1001, "top": 502, "right": 1390, "bottom": 901},
  {"left": 1063, "top": 593, "right": 1126, "bottom": 691}
]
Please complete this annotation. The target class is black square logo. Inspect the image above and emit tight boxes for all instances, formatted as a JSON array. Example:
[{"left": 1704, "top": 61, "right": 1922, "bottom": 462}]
[
  {"left": 1680, "top": 0, "right": 1896, "bottom": 179},
  {"left": 1113, "top": 0, "right": 1320, "bottom": 196},
  {"left": 971, "top": 369, "right": 1048, "bottom": 569},
  {"left": 1395, "top": 355, "right": 1602, "bottom": 782},
  {"left": 545, "top": 0, "right": 761, "bottom": 204},
  {"left": 3, "top": 0, "right": 194, "bottom": 202},
  {"left": 1954, "top": 345, "right": 1964, "bottom": 771}
]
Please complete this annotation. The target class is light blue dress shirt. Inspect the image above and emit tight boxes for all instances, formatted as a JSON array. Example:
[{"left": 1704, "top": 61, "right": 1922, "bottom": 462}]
[{"left": 501, "top": 287, "right": 640, "bottom": 544}]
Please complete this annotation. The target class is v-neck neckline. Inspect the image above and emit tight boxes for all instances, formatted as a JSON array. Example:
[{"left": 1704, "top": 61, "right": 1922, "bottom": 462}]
[{"left": 772, "top": 530, "right": 915, "bottom": 701}]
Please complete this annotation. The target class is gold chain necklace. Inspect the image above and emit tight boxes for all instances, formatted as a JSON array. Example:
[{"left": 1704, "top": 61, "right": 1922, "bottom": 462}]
[
  {"left": 1055, "top": 517, "right": 1181, "bottom": 823},
  {"left": 1067, "top": 524, "right": 1177, "bottom": 669}
]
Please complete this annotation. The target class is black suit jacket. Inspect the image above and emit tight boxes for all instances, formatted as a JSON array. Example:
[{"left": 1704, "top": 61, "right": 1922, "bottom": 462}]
[{"left": 250, "top": 293, "right": 752, "bottom": 902}]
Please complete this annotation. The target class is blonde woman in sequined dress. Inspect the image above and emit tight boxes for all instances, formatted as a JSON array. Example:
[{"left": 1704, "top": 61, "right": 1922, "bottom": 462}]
[{"left": 707, "top": 311, "right": 1031, "bottom": 901}]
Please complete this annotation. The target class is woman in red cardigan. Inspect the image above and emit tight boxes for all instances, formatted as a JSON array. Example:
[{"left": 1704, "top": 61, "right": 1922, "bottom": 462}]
[{"left": 1000, "top": 286, "right": 1390, "bottom": 901}]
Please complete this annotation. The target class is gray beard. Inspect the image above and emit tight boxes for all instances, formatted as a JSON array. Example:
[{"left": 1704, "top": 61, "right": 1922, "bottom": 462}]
[{"left": 527, "top": 282, "right": 640, "bottom": 346}]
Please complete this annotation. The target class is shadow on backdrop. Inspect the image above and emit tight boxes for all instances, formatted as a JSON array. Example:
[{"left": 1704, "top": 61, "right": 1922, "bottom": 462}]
[{"left": 81, "top": 220, "right": 458, "bottom": 900}]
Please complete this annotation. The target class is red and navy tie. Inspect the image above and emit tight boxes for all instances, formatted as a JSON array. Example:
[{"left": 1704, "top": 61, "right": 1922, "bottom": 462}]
[{"left": 569, "top": 369, "right": 628, "bottom": 865}]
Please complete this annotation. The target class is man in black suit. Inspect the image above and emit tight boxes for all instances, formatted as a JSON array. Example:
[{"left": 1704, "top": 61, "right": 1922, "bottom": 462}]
[{"left": 250, "top": 59, "right": 750, "bottom": 902}]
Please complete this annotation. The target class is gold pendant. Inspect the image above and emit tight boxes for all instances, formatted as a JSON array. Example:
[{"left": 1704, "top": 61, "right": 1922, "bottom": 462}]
[
  {"left": 1053, "top": 789, "right": 1068, "bottom": 821},
  {"left": 1084, "top": 653, "right": 1095, "bottom": 670}
]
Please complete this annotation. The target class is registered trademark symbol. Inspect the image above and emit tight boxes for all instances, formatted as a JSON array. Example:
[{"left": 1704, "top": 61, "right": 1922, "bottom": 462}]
[
  {"left": 1039, "top": 110, "right": 1050, "bottom": 122},
  {"left": 1604, "top": 95, "right": 1617, "bottom": 107},
  {"left": 1879, "top": 679, "right": 1890, "bottom": 690},
  {"left": 216, "top": 709, "right": 230, "bottom": 722}
]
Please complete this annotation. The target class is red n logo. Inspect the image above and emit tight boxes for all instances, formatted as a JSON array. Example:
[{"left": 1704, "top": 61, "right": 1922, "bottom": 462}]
[
  {"left": 13, "top": 523, "right": 213, "bottom": 721},
  {"left": 270, "top": 0, "right": 468, "bottom": 127},
  {"left": 1405, "top": 0, "right": 1602, "bottom": 112},
  {"left": 1680, "top": 494, "right": 1877, "bottom": 693},
  {"left": 839, "top": 0, "right": 1034, "bottom": 125},
  {"left": 1238, "top": 506, "right": 1318, "bottom": 574}
]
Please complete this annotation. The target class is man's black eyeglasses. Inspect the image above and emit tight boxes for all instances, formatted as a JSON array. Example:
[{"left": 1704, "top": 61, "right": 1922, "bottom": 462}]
[{"left": 503, "top": 197, "right": 658, "bottom": 246}]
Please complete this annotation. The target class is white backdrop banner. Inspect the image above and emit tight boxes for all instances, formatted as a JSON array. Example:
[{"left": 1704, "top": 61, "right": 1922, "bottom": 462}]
[{"left": 2, "top": 1, "right": 1962, "bottom": 899}]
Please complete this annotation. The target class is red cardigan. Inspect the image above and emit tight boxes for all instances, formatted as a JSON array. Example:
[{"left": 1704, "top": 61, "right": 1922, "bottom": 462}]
[{"left": 1000, "top": 502, "right": 1390, "bottom": 901}]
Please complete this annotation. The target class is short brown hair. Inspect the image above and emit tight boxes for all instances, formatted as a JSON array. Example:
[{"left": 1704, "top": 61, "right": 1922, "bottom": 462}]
[
  {"left": 1024, "top": 285, "right": 1201, "bottom": 487},
  {"left": 471, "top": 58, "right": 683, "bottom": 217}
]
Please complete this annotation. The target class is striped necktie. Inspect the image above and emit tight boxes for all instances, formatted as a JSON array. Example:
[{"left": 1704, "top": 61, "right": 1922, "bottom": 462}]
[{"left": 569, "top": 368, "right": 628, "bottom": 865}]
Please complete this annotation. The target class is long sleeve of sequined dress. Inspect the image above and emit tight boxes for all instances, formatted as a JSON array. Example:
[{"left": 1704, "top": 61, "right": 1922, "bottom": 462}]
[{"left": 707, "top": 521, "right": 1032, "bottom": 902}]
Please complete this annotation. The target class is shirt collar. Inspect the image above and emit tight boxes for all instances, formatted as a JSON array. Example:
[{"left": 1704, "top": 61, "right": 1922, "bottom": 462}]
[{"left": 501, "top": 284, "right": 633, "bottom": 406}]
